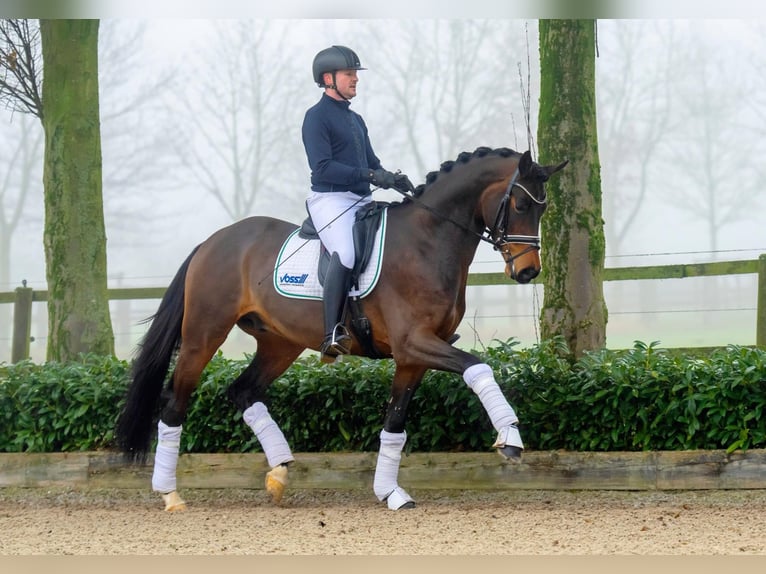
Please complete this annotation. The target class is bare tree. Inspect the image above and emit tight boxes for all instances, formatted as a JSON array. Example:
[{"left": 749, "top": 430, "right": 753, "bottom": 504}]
[
  {"left": 98, "top": 20, "right": 179, "bottom": 232},
  {"left": 0, "top": 114, "right": 42, "bottom": 287},
  {"left": 658, "top": 23, "right": 761, "bottom": 253},
  {"left": 165, "top": 20, "right": 308, "bottom": 223},
  {"left": 0, "top": 19, "right": 44, "bottom": 290},
  {"left": 0, "top": 19, "right": 42, "bottom": 118},
  {"left": 596, "top": 21, "right": 680, "bottom": 256},
  {"left": 355, "top": 20, "right": 533, "bottom": 178}
]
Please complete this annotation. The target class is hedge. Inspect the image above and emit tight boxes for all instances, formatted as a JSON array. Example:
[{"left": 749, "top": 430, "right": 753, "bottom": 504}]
[{"left": 1, "top": 338, "right": 765, "bottom": 454}]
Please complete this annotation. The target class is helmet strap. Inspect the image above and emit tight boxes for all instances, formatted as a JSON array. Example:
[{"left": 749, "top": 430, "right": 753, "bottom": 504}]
[{"left": 326, "top": 71, "right": 350, "bottom": 101}]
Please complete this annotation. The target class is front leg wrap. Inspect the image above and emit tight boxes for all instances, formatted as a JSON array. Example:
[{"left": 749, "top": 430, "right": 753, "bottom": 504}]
[
  {"left": 373, "top": 429, "right": 414, "bottom": 510},
  {"left": 243, "top": 402, "right": 295, "bottom": 503},
  {"left": 463, "top": 363, "right": 524, "bottom": 452}
]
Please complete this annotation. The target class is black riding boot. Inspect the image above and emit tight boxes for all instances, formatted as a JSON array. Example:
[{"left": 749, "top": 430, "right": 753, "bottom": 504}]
[{"left": 320, "top": 252, "right": 353, "bottom": 361}]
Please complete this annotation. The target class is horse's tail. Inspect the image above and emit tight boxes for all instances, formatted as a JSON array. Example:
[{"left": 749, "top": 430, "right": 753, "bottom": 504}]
[{"left": 115, "top": 245, "right": 200, "bottom": 462}]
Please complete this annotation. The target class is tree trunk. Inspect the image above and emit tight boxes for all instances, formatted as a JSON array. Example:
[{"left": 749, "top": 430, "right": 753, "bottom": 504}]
[
  {"left": 537, "top": 19, "right": 607, "bottom": 358},
  {"left": 40, "top": 19, "right": 114, "bottom": 360}
]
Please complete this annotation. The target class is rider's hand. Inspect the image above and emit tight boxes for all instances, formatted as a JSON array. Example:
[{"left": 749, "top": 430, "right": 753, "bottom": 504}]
[
  {"left": 370, "top": 169, "right": 415, "bottom": 194},
  {"left": 370, "top": 168, "right": 397, "bottom": 189},
  {"left": 393, "top": 173, "right": 415, "bottom": 194}
]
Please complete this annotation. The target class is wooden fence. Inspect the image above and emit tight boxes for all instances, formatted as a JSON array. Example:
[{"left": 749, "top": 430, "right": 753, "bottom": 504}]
[
  {"left": 2, "top": 255, "right": 765, "bottom": 363},
  {"left": 3, "top": 450, "right": 766, "bottom": 491}
]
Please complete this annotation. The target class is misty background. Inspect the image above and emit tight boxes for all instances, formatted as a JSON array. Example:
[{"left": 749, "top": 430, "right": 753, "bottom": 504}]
[{"left": 1, "top": 19, "right": 764, "bottom": 362}]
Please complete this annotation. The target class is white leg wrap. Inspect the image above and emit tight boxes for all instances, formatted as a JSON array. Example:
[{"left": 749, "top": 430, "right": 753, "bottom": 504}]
[
  {"left": 243, "top": 402, "right": 294, "bottom": 468},
  {"left": 463, "top": 363, "right": 523, "bottom": 450},
  {"left": 152, "top": 421, "right": 182, "bottom": 493},
  {"left": 373, "top": 430, "right": 413, "bottom": 508}
]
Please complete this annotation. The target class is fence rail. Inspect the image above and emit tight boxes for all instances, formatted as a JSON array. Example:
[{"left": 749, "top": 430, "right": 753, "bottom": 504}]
[{"left": 3, "top": 255, "right": 765, "bottom": 363}]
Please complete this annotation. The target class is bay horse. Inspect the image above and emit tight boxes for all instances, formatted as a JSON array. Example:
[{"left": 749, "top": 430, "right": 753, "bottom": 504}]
[{"left": 116, "top": 146, "right": 567, "bottom": 511}]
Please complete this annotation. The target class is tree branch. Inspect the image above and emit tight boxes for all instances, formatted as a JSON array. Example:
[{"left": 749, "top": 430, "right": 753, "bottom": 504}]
[{"left": 0, "top": 19, "right": 43, "bottom": 120}]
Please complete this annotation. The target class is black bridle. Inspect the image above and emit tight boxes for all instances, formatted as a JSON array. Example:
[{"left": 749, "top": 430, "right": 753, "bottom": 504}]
[{"left": 488, "top": 168, "right": 547, "bottom": 265}]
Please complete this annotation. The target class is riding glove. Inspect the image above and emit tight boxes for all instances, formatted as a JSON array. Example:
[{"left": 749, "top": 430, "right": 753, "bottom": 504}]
[{"left": 370, "top": 168, "right": 415, "bottom": 194}]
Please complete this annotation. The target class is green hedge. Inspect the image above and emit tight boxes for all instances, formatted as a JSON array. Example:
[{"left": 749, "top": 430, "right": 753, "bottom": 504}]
[{"left": 1, "top": 339, "right": 765, "bottom": 454}]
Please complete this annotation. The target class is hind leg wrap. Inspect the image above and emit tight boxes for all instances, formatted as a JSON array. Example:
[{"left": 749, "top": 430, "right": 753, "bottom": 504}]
[
  {"left": 373, "top": 430, "right": 414, "bottom": 509},
  {"left": 463, "top": 363, "right": 523, "bottom": 449},
  {"left": 152, "top": 420, "right": 182, "bottom": 493},
  {"left": 243, "top": 402, "right": 294, "bottom": 467}
]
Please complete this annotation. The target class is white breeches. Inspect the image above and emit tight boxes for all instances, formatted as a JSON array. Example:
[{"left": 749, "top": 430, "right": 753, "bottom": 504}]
[
  {"left": 243, "top": 402, "right": 294, "bottom": 468},
  {"left": 306, "top": 191, "right": 372, "bottom": 268}
]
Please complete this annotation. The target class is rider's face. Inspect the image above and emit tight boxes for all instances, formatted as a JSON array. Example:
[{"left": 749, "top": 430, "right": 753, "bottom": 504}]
[{"left": 331, "top": 69, "right": 358, "bottom": 99}]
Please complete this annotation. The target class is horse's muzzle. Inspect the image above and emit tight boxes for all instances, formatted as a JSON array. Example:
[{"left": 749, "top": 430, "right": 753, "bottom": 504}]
[
  {"left": 510, "top": 264, "right": 540, "bottom": 284},
  {"left": 501, "top": 241, "right": 541, "bottom": 284}
]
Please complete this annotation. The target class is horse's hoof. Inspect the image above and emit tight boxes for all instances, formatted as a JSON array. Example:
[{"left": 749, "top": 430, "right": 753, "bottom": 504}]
[
  {"left": 497, "top": 445, "right": 523, "bottom": 462},
  {"left": 265, "top": 465, "right": 289, "bottom": 504},
  {"left": 384, "top": 486, "right": 416, "bottom": 510},
  {"left": 492, "top": 424, "right": 524, "bottom": 464},
  {"left": 161, "top": 491, "right": 187, "bottom": 512}
]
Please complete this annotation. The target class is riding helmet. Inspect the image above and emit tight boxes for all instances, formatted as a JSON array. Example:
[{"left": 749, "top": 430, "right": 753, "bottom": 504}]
[{"left": 312, "top": 45, "right": 367, "bottom": 87}]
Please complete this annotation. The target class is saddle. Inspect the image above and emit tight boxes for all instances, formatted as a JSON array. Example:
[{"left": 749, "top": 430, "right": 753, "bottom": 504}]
[
  {"left": 299, "top": 201, "right": 389, "bottom": 358},
  {"left": 299, "top": 201, "right": 387, "bottom": 289}
]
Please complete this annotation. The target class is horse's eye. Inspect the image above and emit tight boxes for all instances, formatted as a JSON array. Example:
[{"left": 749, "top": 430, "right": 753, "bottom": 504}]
[{"left": 513, "top": 193, "right": 530, "bottom": 213}]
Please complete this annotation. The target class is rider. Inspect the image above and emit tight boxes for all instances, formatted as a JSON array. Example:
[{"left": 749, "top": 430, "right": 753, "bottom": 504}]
[{"left": 302, "top": 45, "right": 414, "bottom": 361}]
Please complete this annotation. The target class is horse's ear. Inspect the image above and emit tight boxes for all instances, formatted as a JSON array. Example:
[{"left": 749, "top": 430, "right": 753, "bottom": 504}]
[
  {"left": 544, "top": 159, "right": 569, "bottom": 179},
  {"left": 519, "top": 150, "right": 533, "bottom": 176}
]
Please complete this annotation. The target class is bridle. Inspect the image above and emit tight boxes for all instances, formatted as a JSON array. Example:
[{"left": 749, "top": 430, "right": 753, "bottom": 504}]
[{"left": 488, "top": 168, "right": 547, "bottom": 268}]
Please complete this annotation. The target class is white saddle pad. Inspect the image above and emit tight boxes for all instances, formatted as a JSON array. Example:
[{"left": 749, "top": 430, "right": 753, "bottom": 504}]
[{"left": 273, "top": 211, "right": 387, "bottom": 300}]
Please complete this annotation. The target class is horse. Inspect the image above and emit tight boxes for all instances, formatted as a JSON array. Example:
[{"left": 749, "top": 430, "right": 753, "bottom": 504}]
[{"left": 115, "top": 146, "right": 567, "bottom": 511}]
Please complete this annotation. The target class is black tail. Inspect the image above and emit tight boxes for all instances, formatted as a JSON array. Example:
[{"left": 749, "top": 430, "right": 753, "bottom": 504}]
[{"left": 115, "top": 246, "right": 200, "bottom": 462}]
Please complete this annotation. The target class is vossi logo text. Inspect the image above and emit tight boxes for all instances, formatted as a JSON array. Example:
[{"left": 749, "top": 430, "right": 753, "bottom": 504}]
[{"left": 279, "top": 272, "right": 309, "bottom": 285}]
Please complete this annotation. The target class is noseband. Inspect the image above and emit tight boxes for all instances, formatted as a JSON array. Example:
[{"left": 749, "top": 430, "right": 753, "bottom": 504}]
[{"left": 488, "top": 168, "right": 546, "bottom": 266}]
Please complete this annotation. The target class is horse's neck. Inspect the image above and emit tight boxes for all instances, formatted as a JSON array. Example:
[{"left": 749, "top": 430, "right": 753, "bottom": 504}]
[{"left": 404, "top": 181, "right": 486, "bottom": 267}]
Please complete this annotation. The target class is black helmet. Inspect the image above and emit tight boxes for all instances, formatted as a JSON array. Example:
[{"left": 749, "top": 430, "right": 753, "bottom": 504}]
[{"left": 312, "top": 45, "right": 366, "bottom": 87}]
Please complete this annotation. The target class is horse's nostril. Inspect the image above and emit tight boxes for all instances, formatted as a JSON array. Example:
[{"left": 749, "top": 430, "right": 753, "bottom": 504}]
[{"left": 515, "top": 267, "right": 540, "bottom": 284}]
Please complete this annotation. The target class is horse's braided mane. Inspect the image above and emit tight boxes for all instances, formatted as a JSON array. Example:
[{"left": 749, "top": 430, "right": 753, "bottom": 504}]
[{"left": 412, "top": 146, "right": 518, "bottom": 198}]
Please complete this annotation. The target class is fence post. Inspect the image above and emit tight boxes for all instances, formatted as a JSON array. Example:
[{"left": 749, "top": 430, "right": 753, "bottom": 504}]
[
  {"left": 758, "top": 254, "right": 766, "bottom": 349},
  {"left": 11, "top": 283, "right": 34, "bottom": 363}
]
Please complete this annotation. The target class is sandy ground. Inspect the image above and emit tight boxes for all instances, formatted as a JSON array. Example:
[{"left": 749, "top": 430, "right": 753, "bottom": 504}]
[{"left": 1, "top": 487, "right": 765, "bottom": 555}]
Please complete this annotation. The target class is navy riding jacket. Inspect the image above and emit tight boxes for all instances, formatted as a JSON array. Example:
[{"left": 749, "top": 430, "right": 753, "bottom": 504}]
[{"left": 302, "top": 93, "right": 382, "bottom": 196}]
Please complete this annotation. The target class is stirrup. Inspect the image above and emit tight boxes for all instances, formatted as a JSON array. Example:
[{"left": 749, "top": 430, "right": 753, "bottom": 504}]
[{"left": 320, "top": 324, "right": 351, "bottom": 358}]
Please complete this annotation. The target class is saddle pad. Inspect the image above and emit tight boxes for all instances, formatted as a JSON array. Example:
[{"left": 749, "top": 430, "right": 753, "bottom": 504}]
[{"left": 273, "top": 212, "right": 387, "bottom": 300}]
